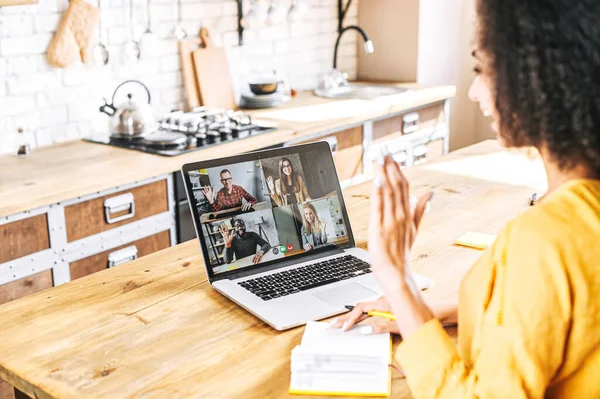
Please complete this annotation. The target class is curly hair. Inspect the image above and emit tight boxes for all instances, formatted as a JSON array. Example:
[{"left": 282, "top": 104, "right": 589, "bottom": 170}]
[{"left": 476, "top": 0, "right": 600, "bottom": 176}]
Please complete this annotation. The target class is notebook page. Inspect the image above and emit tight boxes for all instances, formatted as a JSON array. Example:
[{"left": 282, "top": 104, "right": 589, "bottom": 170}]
[
  {"left": 300, "top": 321, "right": 390, "bottom": 356},
  {"left": 289, "top": 321, "right": 391, "bottom": 396}
]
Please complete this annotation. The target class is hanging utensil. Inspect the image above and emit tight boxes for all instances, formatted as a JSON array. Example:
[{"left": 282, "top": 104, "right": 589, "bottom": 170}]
[
  {"left": 173, "top": 0, "right": 187, "bottom": 40},
  {"left": 92, "top": 0, "right": 109, "bottom": 65},
  {"left": 139, "top": 0, "right": 158, "bottom": 58},
  {"left": 122, "top": 0, "right": 140, "bottom": 63}
]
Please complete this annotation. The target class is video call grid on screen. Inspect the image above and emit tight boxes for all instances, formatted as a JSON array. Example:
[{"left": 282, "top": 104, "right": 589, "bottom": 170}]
[{"left": 186, "top": 150, "right": 351, "bottom": 275}]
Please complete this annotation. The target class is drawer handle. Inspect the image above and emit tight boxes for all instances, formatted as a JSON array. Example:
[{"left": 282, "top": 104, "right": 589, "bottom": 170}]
[
  {"left": 104, "top": 192, "right": 136, "bottom": 224},
  {"left": 108, "top": 245, "right": 138, "bottom": 267},
  {"left": 403, "top": 112, "right": 420, "bottom": 134},
  {"left": 392, "top": 151, "right": 408, "bottom": 168},
  {"left": 413, "top": 145, "right": 430, "bottom": 165},
  {"left": 323, "top": 136, "right": 338, "bottom": 155}
]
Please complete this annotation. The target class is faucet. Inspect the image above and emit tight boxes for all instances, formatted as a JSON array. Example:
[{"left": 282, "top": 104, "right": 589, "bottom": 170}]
[{"left": 333, "top": 25, "right": 374, "bottom": 70}]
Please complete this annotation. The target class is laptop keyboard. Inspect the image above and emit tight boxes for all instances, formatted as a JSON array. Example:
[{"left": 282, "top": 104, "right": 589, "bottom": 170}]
[{"left": 237, "top": 255, "right": 372, "bottom": 301}]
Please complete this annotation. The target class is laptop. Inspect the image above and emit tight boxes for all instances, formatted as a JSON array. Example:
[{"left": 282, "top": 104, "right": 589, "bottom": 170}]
[{"left": 181, "top": 142, "right": 432, "bottom": 330}]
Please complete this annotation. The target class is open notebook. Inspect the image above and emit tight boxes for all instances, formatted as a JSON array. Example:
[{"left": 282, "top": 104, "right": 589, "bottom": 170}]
[{"left": 289, "top": 321, "right": 392, "bottom": 397}]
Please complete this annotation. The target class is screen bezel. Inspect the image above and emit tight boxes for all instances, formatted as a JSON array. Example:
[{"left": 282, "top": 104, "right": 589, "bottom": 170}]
[{"left": 180, "top": 141, "right": 356, "bottom": 282}]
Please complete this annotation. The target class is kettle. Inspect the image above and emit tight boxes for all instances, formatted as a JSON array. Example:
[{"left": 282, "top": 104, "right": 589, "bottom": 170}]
[{"left": 99, "top": 80, "right": 157, "bottom": 138}]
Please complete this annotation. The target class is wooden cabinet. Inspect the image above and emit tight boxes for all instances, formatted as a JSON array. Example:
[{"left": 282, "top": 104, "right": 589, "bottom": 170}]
[
  {"left": 372, "top": 102, "right": 445, "bottom": 143},
  {"left": 0, "top": 214, "right": 50, "bottom": 264},
  {"left": 0, "top": 379, "right": 15, "bottom": 399},
  {"left": 0, "top": 270, "right": 53, "bottom": 306},
  {"left": 69, "top": 231, "right": 171, "bottom": 281},
  {"left": 64, "top": 180, "right": 169, "bottom": 242},
  {"left": 296, "top": 126, "right": 364, "bottom": 182},
  {"left": 0, "top": 176, "right": 175, "bottom": 308}
]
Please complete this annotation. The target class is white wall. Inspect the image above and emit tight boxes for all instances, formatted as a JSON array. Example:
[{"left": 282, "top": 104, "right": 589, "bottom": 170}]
[
  {"left": 416, "top": 0, "right": 494, "bottom": 150},
  {"left": 0, "top": 0, "right": 359, "bottom": 155}
]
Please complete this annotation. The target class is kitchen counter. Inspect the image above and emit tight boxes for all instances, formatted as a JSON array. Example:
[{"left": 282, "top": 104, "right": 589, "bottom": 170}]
[
  {"left": 0, "top": 84, "right": 455, "bottom": 219},
  {"left": 0, "top": 140, "right": 547, "bottom": 399}
]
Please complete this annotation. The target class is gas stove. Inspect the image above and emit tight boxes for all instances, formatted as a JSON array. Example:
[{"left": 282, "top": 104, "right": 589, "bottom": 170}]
[{"left": 85, "top": 109, "right": 276, "bottom": 157}]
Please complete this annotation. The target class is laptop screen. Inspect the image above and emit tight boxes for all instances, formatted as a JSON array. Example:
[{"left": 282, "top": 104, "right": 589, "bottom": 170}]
[{"left": 183, "top": 143, "right": 352, "bottom": 276}]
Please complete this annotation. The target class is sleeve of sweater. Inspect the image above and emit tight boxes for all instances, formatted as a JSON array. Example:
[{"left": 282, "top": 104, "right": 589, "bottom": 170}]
[
  {"left": 224, "top": 243, "right": 234, "bottom": 264},
  {"left": 253, "top": 232, "right": 271, "bottom": 254},
  {"left": 395, "top": 215, "right": 572, "bottom": 398}
]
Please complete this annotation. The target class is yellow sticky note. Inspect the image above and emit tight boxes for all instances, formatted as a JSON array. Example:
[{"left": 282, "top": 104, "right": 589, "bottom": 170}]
[{"left": 455, "top": 232, "right": 496, "bottom": 250}]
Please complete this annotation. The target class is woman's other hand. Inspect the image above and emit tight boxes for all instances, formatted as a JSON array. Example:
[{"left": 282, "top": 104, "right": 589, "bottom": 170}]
[
  {"left": 329, "top": 297, "right": 400, "bottom": 334},
  {"left": 320, "top": 218, "right": 328, "bottom": 234}
]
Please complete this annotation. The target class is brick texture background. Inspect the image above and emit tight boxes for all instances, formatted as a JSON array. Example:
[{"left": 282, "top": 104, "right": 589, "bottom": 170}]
[{"left": 0, "top": 0, "right": 359, "bottom": 154}]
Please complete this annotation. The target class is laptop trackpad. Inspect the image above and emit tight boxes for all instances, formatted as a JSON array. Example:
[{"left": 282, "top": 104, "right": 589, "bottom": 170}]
[{"left": 313, "top": 282, "right": 377, "bottom": 307}]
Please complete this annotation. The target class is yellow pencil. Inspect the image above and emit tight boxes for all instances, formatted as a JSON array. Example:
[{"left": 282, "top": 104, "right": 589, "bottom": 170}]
[{"left": 345, "top": 305, "right": 396, "bottom": 321}]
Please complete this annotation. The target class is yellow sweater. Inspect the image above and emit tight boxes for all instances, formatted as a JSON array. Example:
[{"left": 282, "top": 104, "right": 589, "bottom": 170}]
[{"left": 396, "top": 179, "right": 600, "bottom": 398}]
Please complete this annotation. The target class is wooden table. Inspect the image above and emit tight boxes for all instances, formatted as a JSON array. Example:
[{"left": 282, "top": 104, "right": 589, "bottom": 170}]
[{"left": 0, "top": 140, "right": 546, "bottom": 399}]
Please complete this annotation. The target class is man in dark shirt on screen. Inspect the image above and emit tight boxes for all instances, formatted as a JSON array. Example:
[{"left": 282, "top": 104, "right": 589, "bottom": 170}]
[
  {"left": 220, "top": 219, "right": 270, "bottom": 264},
  {"left": 203, "top": 169, "right": 257, "bottom": 212}
]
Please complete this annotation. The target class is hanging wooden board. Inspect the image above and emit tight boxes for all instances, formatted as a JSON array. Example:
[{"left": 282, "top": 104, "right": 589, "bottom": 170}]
[
  {"left": 178, "top": 33, "right": 204, "bottom": 111},
  {"left": 192, "top": 28, "right": 237, "bottom": 110}
]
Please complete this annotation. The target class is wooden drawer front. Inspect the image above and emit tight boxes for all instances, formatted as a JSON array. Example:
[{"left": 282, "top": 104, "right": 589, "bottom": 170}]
[
  {"left": 64, "top": 180, "right": 169, "bottom": 243},
  {"left": 69, "top": 230, "right": 171, "bottom": 281},
  {"left": 0, "top": 214, "right": 50, "bottom": 264},
  {"left": 426, "top": 139, "right": 445, "bottom": 161},
  {"left": 0, "top": 269, "right": 53, "bottom": 306},
  {"left": 1, "top": 379, "right": 15, "bottom": 399},
  {"left": 297, "top": 126, "right": 364, "bottom": 181},
  {"left": 414, "top": 139, "right": 446, "bottom": 166},
  {"left": 372, "top": 102, "right": 445, "bottom": 141}
]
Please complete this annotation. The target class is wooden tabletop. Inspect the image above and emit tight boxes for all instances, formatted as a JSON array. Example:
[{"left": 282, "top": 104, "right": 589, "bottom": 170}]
[
  {"left": 0, "top": 140, "right": 546, "bottom": 399},
  {"left": 0, "top": 84, "right": 455, "bottom": 219}
]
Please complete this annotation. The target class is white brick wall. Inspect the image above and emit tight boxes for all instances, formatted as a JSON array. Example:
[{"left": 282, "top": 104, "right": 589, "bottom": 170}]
[{"left": 0, "top": 0, "right": 360, "bottom": 155}]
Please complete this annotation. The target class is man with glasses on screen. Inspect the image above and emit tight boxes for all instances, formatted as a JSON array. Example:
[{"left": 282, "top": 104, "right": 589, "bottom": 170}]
[{"left": 203, "top": 169, "right": 257, "bottom": 212}]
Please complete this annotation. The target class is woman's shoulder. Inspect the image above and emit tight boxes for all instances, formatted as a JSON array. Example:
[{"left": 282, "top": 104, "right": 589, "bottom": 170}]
[
  {"left": 512, "top": 179, "right": 600, "bottom": 242},
  {"left": 499, "top": 184, "right": 600, "bottom": 272}
]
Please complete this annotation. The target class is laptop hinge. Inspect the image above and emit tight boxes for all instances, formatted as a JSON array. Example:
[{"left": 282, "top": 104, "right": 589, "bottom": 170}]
[{"left": 210, "top": 248, "right": 346, "bottom": 283}]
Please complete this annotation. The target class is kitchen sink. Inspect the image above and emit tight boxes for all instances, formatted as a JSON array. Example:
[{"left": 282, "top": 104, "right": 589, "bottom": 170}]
[{"left": 314, "top": 85, "right": 408, "bottom": 100}]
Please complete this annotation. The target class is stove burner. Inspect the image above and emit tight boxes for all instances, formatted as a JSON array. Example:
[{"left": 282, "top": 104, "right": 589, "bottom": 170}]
[
  {"left": 87, "top": 108, "right": 277, "bottom": 157},
  {"left": 109, "top": 134, "right": 146, "bottom": 142},
  {"left": 140, "top": 131, "right": 188, "bottom": 148}
]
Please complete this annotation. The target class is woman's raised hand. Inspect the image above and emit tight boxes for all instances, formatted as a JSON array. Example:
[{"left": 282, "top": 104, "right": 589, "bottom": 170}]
[{"left": 367, "top": 154, "right": 433, "bottom": 296}]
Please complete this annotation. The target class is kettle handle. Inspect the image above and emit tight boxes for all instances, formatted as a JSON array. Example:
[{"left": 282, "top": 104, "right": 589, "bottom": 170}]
[
  {"left": 111, "top": 80, "right": 152, "bottom": 105},
  {"left": 99, "top": 98, "right": 117, "bottom": 116}
]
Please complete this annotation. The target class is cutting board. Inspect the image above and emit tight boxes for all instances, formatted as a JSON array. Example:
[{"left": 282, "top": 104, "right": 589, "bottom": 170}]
[
  {"left": 178, "top": 32, "right": 203, "bottom": 110},
  {"left": 192, "top": 28, "right": 237, "bottom": 110}
]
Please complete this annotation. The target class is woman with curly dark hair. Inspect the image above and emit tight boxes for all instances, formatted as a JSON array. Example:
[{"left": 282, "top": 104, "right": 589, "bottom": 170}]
[{"left": 333, "top": 0, "right": 600, "bottom": 396}]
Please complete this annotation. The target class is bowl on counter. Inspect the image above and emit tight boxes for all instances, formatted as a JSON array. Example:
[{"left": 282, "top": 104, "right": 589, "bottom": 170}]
[{"left": 249, "top": 82, "right": 278, "bottom": 95}]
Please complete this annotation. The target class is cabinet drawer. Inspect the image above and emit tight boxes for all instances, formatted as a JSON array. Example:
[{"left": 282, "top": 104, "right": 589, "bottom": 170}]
[
  {"left": 69, "top": 230, "right": 171, "bottom": 281},
  {"left": 0, "top": 269, "right": 53, "bottom": 306},
  {"left": 426, "top": 139, "right": 445, "bottom": 161},
  {"left": 64, "top": 180, "right": 169, "bottom": 243},
  {"left": 372, "top": 102, "right": 445, "bottom": 142},
  {"left": 413, "top": 139, "right": 446, "bottom": 166},
  {"left": 296, "top": 126, "right": 364, "bottom": 181},
  {"left": 0, "top": 380, "right": 15, "bottom": 399},
  {"left": 0, "top": 214, "right": 50, "bottom": 264}
]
